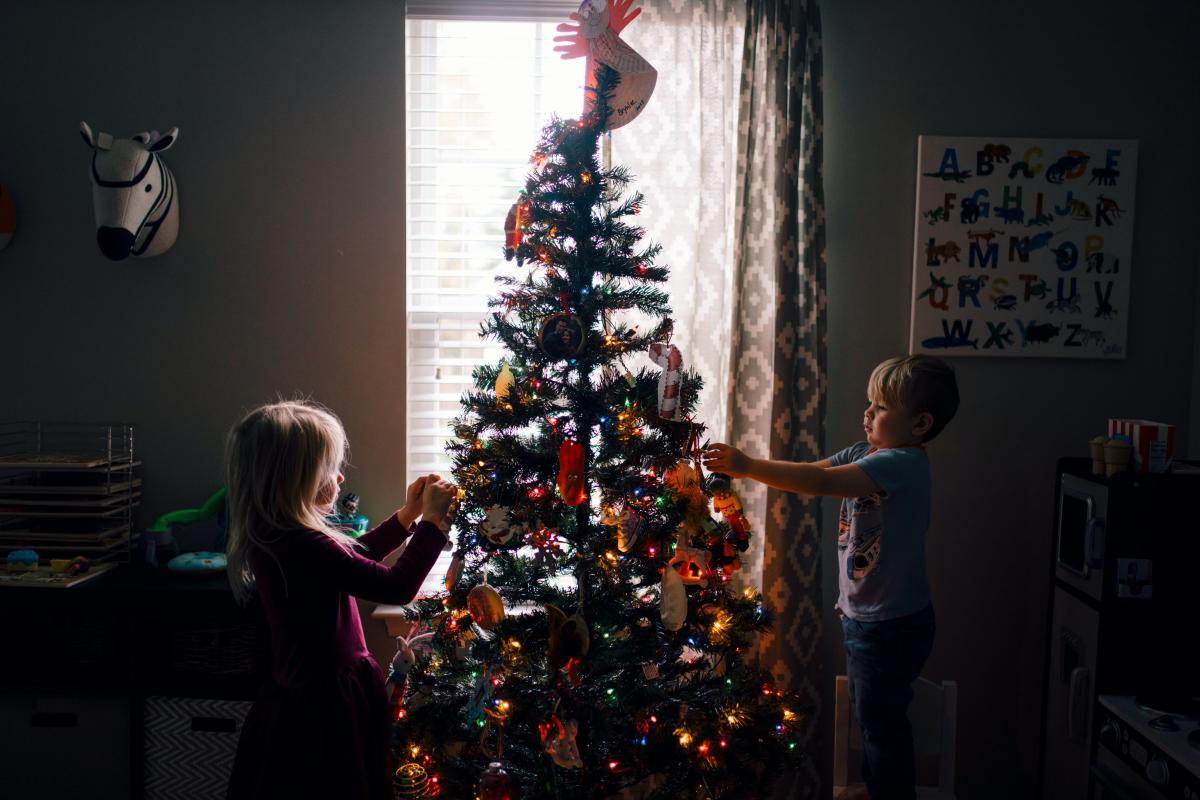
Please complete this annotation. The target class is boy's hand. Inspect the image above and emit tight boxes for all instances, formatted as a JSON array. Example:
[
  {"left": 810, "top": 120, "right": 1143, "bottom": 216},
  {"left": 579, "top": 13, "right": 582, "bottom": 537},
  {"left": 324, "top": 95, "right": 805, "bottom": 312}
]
[
  {"left": 702, "top": 443, "right": 751, "bottom": 478},
  {"left": 420, "top": 478, "right": 457, "bottom": 528},
  {"left": 397, "top": 475, "right": 430, "bottom": 527}
]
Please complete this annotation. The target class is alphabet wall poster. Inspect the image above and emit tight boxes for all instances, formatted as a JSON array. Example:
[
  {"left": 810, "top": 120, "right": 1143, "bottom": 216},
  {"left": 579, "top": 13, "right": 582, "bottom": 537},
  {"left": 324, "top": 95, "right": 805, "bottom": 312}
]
[{"left": 909, "top": 136, "right": 1136, "bottom": 359}]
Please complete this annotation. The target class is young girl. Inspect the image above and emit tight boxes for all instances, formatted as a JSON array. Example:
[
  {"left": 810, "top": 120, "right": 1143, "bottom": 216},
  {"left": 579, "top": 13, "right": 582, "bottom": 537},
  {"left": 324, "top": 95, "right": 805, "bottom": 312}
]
[{"left": 224, "top": 400, "right": 454, "bottom": 800}]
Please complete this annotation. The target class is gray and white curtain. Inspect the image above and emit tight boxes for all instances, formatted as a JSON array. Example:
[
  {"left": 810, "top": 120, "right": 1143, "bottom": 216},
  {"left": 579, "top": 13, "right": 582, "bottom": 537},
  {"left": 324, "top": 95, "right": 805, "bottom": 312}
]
[{"left": 615, "top": 1, "right": 826, "bottom": 797}]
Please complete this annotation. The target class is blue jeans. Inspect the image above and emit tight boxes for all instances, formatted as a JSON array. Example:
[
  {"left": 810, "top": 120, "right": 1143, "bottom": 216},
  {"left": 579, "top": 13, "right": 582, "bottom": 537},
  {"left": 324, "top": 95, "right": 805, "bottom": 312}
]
[{"left": 842, "top": 604, "right": 936, "bottom": 800}]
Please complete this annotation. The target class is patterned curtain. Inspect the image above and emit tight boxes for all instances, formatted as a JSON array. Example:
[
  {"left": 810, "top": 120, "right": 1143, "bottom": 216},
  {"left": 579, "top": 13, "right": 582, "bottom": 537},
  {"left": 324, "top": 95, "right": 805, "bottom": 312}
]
[
  {"left": 731, "top": 1, "right": 827, "bottom": 798},
  {"left": 615, "top": 1, "right": 826, "bottom": 796}
]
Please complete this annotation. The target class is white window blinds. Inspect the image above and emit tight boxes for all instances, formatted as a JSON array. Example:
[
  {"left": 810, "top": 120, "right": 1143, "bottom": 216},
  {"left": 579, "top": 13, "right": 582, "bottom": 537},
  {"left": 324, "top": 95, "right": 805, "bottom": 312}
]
[{"left": 405, "top": 16, "right": 585, "bottom": 520}]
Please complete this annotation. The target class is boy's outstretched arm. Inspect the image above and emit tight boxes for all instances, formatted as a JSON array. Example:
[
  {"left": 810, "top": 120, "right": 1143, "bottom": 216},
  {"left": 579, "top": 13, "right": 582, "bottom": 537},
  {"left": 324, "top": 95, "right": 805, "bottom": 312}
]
[{"left": 703, "top": 443, "right": 878, "bottom": 498}]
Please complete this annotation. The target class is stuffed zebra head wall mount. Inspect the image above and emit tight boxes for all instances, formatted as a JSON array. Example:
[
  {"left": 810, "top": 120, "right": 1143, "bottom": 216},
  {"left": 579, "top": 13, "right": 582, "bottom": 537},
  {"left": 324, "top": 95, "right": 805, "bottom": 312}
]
[{"left": 80, "top": 122, "right": 179, "bottom": 260}]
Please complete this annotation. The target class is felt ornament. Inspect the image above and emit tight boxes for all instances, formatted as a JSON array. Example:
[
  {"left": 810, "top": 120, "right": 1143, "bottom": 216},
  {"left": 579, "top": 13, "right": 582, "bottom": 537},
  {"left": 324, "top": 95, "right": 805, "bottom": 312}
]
[
  {"left": 557, "top": 440, "right": 587, "bottom": 506},
  {"left": 444, "top": 553, "right": 465, "bottom": 591},
  {"left": 659, "top": 563, "right": 687, "bottom": 632},
  {"left": 481, "top": 505, "right": 526, "bottom": 545},
  {"left": 495, "top": 362, "right": 516, "bottom": 410},
  {"left": 554, "top": 0, "right": 657, "bottom": 131},
  {"left": 503, "top": 194, "right": 531, "bottom": 263},
  {"left": 647, "top": 342, "right": 683, "bottom": 419},
  {"left": 539, "top": 715, "right": 584, "bottom": 769},
  {"left": 478, "top": 761, "right": 514, "bottom": 800},
  {"left": 80, "top": 122, "right": 179, "bottom": 260},
  {"left": 546, "top": 603, "right": 590, "bottom": 685},
  {"left": 669, "top": 535, "right": 712, "bottom": 586},
  {"left": 617, "top": 504, "right": 646, "bottom": 553},
  {"left": 0, "top": 181, "right": 16, "bottom": 251},
  {"left": 386, "top": 627, "right": 434, "bottom": 721},
  {"left": 468, "top": 581, "right": 506, "bottom": 630},
  {"left": 710, "top": 473, "right": 752, "bottom": 552}
]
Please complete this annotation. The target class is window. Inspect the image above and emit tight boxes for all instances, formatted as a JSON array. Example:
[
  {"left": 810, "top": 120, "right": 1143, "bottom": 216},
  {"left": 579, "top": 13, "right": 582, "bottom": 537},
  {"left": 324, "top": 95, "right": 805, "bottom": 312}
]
[{"left": 405, "top": 8, "right": 584, "bottom": 587}]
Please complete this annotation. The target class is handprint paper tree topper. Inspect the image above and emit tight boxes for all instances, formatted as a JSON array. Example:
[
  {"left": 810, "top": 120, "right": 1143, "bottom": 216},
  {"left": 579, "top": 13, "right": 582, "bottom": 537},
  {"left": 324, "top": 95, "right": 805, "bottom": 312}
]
[{"left": 554, "top": 0, "right": 657, "bottom": 129}]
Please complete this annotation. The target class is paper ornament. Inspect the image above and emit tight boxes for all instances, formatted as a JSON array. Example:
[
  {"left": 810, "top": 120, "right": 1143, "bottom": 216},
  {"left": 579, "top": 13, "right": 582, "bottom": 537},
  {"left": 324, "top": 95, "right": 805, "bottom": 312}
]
[
  {"left": 0, "top": 181, "right": 15, "bottom": 251},
  {"left": 80, "top": 121, "right": 180, "bottom": 260},
  {"left": 481, "top": 505, "right": 525, "bottom": 545},
  {"left": 669, "top": 535, "right": 712, "bottom": 586},
  {"left": 546, "top": 603, "right": 590, "bottom": 677},
  {"left": 660, "top": 564, "right": 687, "bottom": 632},
  {"left": 557, "top": 440, "right": 587, "bottom": 506},
  {"left": 468, "top": 582, "right": 506, "bottom": 630},
  {"left": 555, "top": 0, "right": 657, "bottom": 130},
  {"left": 647, "top": 342, "right": 683, "bottom": 419}
]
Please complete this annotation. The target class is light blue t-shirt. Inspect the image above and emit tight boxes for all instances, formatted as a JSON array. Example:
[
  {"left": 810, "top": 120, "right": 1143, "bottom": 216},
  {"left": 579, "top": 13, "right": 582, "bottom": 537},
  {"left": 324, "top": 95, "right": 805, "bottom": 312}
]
[{"left": 828, "top": 442, "right": 931, "bottom": 622}]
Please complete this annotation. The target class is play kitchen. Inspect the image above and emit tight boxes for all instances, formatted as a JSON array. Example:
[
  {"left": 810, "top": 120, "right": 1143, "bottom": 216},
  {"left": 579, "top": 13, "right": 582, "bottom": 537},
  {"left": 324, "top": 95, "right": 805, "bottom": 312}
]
[{"left": 1040, "top": 423, "right": 1199, "bottom": 799}]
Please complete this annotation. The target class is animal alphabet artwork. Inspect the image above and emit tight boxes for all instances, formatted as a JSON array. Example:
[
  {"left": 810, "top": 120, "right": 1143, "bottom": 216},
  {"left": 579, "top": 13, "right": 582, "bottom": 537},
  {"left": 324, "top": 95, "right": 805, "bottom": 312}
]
[
  {"left": 911, "top": 136, "right": 1136, "bottom": 359},
  {"left": 80, "top": 122, "right": 180, "bottom": 260}
]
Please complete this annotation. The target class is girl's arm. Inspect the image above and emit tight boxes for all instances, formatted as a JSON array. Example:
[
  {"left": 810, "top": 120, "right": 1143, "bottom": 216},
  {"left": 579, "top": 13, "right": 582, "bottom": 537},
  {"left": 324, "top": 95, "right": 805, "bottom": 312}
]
[{"left": 315, "top": 521, "right": 448, "bottom": 605}]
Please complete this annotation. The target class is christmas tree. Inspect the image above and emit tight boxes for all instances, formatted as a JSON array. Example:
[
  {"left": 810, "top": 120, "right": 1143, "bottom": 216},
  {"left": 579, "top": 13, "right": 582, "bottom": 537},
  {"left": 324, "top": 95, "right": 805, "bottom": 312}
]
[{"left": 390, "top": 8, "right": 806, "bottom": 798}]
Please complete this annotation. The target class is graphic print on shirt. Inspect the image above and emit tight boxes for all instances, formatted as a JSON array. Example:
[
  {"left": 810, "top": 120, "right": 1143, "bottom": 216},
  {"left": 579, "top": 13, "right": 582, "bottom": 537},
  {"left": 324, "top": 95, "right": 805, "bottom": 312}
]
[{"left": 840, "top": 491, "right": 886, "bottom": 580}]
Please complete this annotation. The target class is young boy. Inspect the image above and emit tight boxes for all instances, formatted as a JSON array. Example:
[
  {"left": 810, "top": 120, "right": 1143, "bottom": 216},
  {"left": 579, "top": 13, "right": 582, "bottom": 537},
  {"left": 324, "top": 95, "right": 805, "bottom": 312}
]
[{"left": 703, "top": 354, "right": 959, "bottom": 800}]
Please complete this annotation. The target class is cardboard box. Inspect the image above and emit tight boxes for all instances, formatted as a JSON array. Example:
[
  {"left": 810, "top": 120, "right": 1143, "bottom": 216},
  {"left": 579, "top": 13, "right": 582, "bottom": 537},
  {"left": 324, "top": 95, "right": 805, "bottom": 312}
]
[{"left": 1107, "top": 419, "right": 1175, "bottom": 473}]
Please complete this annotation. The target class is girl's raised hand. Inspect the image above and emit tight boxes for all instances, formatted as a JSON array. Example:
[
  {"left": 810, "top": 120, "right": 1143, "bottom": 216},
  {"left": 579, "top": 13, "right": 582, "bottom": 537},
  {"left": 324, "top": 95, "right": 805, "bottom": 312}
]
[
  {"left": 399, "top": 475, "right": 428, "bottom": 523},
  {"left": 702, "top": 443, "right": 751, "bottom": 477},
  {"left": 420, "top": 478, "right": 457, "bottom": 528}
]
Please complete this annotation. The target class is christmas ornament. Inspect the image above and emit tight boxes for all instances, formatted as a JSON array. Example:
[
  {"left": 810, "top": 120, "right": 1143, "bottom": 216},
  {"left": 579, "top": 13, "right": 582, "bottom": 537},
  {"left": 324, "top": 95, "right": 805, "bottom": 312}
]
[
  {"left": 495, "top": 362, "right": 516, "bottom": 410},
  {"left": 538, "top": 312, "right": 587, "bottom": 360},
  {"left": 393, "top": 762, "right": 432, "bottom": 798},
  {"left": 0, "top": 181, "right": 16, "bottom": 251},
  {"left": 617, "top": 504, "right": 646, "bottom": 553},
  {"left": 669, "top": 535, "right": 712, "bottom": 586},
  {"left": 539, "top": 715, "right": 584, "bottom": 769},
  {"left": 554, "top": 0, "right": 657, "bottom": 131},
  {"left": 387, "top": 627, "right": 435, "bottom": 720},
  {"left": 660, "top": 562, "right": 687, "bottom": 632},
  {"left": 481, "top": 505, "right": 526, "bottom": 545},
  {"left": 665, "top": 459, "right": 707, "bottom": 532},
  {"left": 503, "top": 194, "right": 531, "bottom": 264},
  {"left": 647, "top": 342, "right": 683, "bottom": 419},
  {"left": 444, "top": 553, "right": 465, "bottom": 591},
  {"left": 546, "top": 603, "right": 590, "bottom": 684},
  {"left": 438, "top": 488, "right": 464, "bottom": 549},
  {"left": 478, "top": 761, "right": 514, "bottom": 800},
  {"left": 557, "top": 440, "right": 586, "bottom": 506},
  {"left": 710, "top": 473, "right": 752, "bottom": 552},
  {"left": 468, "top": 580, "right": 506, "bottom": 630}
]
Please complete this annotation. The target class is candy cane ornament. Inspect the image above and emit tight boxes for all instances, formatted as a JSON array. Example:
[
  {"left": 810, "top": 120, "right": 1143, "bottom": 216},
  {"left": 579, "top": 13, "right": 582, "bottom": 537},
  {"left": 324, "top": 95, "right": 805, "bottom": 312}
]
[{"left": 647, "top": 342, "right": 683, "bottom": 420}]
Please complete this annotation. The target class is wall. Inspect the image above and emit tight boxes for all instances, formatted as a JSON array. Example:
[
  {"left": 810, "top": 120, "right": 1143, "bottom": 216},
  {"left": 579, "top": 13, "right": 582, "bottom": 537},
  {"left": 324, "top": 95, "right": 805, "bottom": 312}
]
[
  {"left": 0, "top": 0, "right": 408, "bottom": 529},
  {"left": 821, "top": 1, "right": 1200, "bottom": 796}
]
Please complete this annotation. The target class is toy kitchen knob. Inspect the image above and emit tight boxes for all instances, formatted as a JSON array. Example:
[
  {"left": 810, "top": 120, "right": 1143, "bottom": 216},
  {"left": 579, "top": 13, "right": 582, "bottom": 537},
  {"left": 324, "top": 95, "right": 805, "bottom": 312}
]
[{"left": 1145, "top": 756, "right": 1170, "bottom": 786}]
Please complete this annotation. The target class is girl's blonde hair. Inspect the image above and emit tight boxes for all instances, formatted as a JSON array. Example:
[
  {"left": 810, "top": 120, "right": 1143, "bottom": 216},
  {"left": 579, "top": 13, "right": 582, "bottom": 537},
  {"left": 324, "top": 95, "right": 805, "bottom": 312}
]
[{"left": 225, "top": 399, "right": 354, "bottom": 605}]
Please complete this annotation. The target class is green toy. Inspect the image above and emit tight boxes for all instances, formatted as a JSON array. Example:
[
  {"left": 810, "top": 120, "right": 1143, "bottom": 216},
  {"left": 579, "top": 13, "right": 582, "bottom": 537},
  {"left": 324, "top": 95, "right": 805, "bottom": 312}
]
[{"left": 146, "top": 488, "right": 227, "bottom": 567}]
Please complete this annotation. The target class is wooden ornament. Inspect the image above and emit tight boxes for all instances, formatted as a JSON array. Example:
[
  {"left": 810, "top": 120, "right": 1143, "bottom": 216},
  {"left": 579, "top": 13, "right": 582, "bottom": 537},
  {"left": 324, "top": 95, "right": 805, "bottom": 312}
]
[
  {"left": 468, "top": 583, "right": 505, "bottom": 629},
  {"left": 557, "top": 440, "right": 586, "bottom": 506}
]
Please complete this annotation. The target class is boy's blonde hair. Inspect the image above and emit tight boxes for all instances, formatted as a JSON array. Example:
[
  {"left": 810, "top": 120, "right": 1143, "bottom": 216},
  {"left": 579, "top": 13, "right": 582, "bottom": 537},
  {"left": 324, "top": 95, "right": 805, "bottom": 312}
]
[
  {"left": 225, "top": 399, "right": 354, "bottom": 605},
  {"left": 868, "top": 355, "right": 959, "bottom": 442}
]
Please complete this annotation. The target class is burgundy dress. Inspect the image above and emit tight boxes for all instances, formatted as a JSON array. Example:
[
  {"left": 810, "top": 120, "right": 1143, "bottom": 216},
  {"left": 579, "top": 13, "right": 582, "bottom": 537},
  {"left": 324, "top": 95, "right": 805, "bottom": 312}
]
[{"left": 226, "top": 515, "right": 445, "bottom": 800}]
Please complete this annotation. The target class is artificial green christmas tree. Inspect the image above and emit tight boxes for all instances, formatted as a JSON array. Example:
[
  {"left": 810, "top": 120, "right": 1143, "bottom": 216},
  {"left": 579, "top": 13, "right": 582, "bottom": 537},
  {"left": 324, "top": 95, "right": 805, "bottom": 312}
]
[{"left": 391, "top": 8, "right": 806, "bottom": 797}]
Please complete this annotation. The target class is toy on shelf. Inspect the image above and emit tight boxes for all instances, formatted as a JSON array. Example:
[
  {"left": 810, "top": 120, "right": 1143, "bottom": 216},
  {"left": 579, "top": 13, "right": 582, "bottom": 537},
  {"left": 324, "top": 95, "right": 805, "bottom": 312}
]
[
  {"left": 328, "top": 491, "right": 369, "bottom": 537},
  {"left": 166, "top": 551, "right": 226, "bottom": 576},
  {"left": 6, "top": 549, "right": 39, "bottom": 572},
  {"left": 145, "top": 487, "right": 227, "bottom": 568}
]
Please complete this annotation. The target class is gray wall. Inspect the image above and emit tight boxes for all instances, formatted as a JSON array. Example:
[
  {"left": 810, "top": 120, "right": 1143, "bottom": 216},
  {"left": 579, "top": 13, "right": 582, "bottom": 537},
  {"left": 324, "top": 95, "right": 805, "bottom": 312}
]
[
  {"left": 0, "top": 0, "right": 409, "bottom": 527},
  {"left": 822, "top": 1, "right": 1200, "bottom": 796},
  {"left": 4, "top": 1, "right": 1199, "bottom": 795}
]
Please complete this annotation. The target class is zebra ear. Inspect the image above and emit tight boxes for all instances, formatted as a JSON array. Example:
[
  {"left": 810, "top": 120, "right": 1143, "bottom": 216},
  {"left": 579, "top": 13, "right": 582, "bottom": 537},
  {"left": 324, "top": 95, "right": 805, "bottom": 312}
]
[
  {"left": 80, "top": 121, "right": 96, "bottom": 149},
  {"left": 132, "top": 131, "right": 154, "bottom": 144},
  {"left": 147, "top": 127, "right": 178, "bottom": 152}
]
